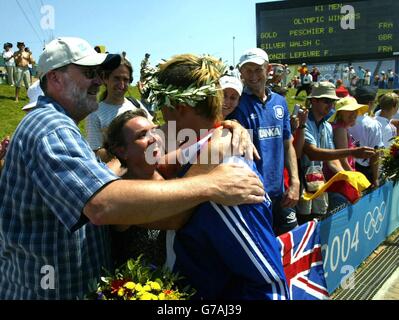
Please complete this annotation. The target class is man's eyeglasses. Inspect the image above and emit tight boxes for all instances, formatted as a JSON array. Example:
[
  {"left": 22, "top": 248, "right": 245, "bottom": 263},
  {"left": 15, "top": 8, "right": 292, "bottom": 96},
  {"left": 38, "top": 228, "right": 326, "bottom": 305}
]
[
  {"left": 318, "top": 98, "right": 336, "bottom": 105},
  {"left": 73, "top": 65, "right": 101, "bottom": 79}
]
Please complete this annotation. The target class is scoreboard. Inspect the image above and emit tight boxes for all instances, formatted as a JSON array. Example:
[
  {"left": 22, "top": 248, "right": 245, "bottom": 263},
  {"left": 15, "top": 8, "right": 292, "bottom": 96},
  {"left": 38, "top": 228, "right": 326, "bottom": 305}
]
[{"left": 256, "top": 0, "right": 399, "bottom": 64}]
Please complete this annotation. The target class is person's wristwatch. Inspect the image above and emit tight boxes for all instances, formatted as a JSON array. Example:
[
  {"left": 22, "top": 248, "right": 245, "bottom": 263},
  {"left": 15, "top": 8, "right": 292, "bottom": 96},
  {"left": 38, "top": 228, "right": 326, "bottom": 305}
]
[{"left": 298, "top": 124, "right": 306, "bottom": 129}]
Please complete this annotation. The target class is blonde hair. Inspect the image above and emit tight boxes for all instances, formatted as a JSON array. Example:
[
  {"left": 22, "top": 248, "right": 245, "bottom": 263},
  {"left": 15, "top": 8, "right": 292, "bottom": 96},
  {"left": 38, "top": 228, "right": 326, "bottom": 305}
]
[
  {"left": 155, "top": 54, "right": 224, "bottom": 122},
  {"left": 379, "top": 92, "right": 399, "bottom": 111}
]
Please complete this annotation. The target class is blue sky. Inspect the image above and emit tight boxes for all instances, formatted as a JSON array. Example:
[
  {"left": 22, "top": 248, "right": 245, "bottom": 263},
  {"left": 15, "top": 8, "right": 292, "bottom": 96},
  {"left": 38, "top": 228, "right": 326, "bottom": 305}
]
[{"left": 2, "top": 0, "right": 275, "bottom": 80}]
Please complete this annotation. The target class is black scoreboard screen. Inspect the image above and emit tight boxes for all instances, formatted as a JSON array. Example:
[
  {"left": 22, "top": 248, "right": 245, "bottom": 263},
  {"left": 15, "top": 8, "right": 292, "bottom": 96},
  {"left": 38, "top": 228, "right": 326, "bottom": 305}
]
[{"left": 256, "top": 0, "right": 399, "bottom": 63}]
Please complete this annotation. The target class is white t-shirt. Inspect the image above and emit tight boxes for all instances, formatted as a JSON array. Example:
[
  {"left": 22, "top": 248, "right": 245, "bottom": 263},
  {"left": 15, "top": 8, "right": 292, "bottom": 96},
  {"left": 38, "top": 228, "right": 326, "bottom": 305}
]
[
  {"left": 375, "top": 115, "right": 397, "bottom": 147},
  {"left": 86, "top": 98, "right": 152, "bottom": 150},
  {"left": 2, "top": 50, "right": 15, "bottom": 67},
  {"left": 348, "top": 114, "right": 384, "bottom": 166},
  {"left": 302, "top": 74, "right": 313, "bottom": 84}
]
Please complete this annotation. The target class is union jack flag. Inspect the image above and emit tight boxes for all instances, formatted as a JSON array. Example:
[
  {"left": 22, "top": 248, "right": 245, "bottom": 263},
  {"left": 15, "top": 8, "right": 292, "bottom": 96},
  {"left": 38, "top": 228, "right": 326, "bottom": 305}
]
[{"left": 277, "top": 220, "right": 329, "bottom": 300}]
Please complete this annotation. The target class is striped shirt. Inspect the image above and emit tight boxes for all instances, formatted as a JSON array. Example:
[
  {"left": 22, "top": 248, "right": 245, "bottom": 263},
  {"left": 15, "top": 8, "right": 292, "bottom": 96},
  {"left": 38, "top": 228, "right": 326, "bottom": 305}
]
[
  {"left": 86, "top": 98, "right": 151, "bottom": 150},
  {"left": 0, "top": 96, "right": 119, "bottom": 299}
]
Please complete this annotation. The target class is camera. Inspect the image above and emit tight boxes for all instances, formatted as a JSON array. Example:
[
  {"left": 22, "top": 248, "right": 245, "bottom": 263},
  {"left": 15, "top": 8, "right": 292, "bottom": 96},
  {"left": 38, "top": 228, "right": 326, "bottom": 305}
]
[{"left": 293, "top": 104, "right": 301, "bottom": 116}]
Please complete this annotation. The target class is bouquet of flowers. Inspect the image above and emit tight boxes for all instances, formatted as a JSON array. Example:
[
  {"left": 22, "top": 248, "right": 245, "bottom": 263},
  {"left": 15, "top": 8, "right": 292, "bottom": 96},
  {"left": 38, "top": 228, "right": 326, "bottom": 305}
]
[
  {"left": 87, "top": 255, "right": 195, "bottom": 300},
  {"left": 381, "top": 136, "right": 399, "bottom": 184}
]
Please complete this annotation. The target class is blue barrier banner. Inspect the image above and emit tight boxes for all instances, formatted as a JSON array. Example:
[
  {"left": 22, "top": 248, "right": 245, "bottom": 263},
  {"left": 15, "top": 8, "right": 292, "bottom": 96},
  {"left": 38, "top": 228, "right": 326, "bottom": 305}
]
[
  {"left": 388, "top": 181, "right": 399, "bottom": 234},
  {"left": 320, "top": 181, "right": 399, "bottom": 294}
]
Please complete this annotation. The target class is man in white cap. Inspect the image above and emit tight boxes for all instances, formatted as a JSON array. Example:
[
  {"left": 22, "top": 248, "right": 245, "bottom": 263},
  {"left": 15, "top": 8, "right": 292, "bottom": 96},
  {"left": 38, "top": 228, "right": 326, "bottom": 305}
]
[
  {"left": 227, "top": 48, "right": 300, "bottom": 235},
  {"left": 0, "top": 37, "right": 265, "bottom": 299}
]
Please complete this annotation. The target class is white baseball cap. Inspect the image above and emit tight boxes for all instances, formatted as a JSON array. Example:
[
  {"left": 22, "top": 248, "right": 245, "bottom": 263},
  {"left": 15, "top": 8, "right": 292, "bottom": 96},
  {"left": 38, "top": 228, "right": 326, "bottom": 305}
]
[
  {"left": 219, "top": 75, "right": 243, "bottom": 95},
  {"left": 38, "top": 37, "right": 120, "bottom": 79},
  {"left": 238, "top": 48, "right": 269, "bottom": 69}
]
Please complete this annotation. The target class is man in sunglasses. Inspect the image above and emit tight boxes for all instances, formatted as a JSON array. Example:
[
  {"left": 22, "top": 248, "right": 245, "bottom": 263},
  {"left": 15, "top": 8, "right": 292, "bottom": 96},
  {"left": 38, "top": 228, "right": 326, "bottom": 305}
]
[
  {"left": 298, "top": 81, "right": 376, "bottom": 220},
  {"left": 0, "top": 37, "right": 265, "bottom": 299}
]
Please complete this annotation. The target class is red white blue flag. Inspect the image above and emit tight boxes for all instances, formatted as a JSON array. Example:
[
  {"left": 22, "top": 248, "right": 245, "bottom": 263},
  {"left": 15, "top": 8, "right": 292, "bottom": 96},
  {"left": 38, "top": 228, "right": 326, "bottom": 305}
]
[{"left": 277, "top": 220, "right": 329, "bottom": 300}]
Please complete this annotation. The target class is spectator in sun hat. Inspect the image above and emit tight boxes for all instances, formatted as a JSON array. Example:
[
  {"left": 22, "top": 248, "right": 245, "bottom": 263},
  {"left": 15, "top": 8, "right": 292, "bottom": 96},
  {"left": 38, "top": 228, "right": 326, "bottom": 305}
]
[
  {"left": 0, "top": 37, "right": 264, "bottom": 299},
  {"left": 227, "top": 47, "right": 300, "bottom": 235},
  {"left": 13, "top": 41, "right": 35, "bottom": 102},
  {"left": 2, "top": 42, "right": 15, "bottom": 86},
  {"left": 297, "top": 82, "right": 376, "bottom": 219},
  {"left": 324, "top": 96, "right": 369, "bottom": 179},
  {"left": 219, "top": 75, "right": 243, "bottom": 118}
]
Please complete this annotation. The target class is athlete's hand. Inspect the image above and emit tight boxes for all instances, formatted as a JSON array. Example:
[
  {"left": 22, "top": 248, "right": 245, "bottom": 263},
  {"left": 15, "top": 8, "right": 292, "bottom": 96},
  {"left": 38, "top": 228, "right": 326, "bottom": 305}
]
[{"left": 220, "top": 120, "right": 260, "bottom": 161}]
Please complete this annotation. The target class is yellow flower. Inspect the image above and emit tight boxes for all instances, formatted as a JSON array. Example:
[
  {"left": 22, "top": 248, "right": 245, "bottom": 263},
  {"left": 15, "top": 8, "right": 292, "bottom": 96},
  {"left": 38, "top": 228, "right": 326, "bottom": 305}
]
[
  {"left": 148, "top": 281, "right": 161, "bottom": 291},
  {"left": 134, "top": 284, "right": 143, "bottom": 292},
  {"left": 117, "top": 288, "right": 125, "bottom": 297},
  {"left": 142, "top": 284, "right": 151, "bottom": 292},
  {"left": 138, "top": 292, "right": 158, "bottom": 300},
  {"left": 158, "top": 293, "right": 166, "bottom": 300},
  {"left": 123, "top": 282, "right": 136, "bottom": 290},
  {"left": 89, "top": 257, "right": 195, "bottom": 300}
]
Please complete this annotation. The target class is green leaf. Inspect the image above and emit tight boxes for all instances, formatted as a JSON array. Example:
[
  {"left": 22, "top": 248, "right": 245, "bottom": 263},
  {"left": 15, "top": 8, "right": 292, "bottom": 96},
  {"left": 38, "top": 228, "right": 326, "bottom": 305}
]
[{"left": 127, "top": 259, "right": 134, "bottom": 271}]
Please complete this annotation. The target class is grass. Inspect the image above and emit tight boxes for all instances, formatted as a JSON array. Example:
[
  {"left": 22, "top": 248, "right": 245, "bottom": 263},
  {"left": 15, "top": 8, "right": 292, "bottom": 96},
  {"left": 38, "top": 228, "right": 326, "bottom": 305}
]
[
  {"left": 0, "top": 83, "right": 392, "bottom": 139},
  {"left": 0, "top": 84, "right": 28, "bottom": 138}
]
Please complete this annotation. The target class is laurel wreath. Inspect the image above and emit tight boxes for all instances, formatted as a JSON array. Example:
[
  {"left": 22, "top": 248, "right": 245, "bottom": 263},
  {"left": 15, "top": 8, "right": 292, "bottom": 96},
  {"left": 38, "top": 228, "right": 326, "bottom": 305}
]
[{"left": 142, "top": 57, "right": 226, "bottom": 109}]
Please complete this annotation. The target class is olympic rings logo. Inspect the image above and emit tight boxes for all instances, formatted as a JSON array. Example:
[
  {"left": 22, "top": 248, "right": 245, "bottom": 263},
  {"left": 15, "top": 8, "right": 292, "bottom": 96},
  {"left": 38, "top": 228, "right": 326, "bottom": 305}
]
[{"left": 363, "top": 201, "right": 386, "bottom": 240}]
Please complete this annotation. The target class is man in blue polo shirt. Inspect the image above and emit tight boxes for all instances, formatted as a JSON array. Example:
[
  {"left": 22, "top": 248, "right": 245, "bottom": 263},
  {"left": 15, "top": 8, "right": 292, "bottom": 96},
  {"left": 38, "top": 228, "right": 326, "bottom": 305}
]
[{"left": 227, "top": 48, "right": 300, "bottom": 235}]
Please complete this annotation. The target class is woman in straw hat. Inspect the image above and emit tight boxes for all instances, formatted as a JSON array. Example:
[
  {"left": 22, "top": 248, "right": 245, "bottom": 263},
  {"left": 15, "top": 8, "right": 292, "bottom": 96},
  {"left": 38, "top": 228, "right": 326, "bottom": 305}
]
[{"left": 325, "top": 96, "right": 368, "bottom": 179}]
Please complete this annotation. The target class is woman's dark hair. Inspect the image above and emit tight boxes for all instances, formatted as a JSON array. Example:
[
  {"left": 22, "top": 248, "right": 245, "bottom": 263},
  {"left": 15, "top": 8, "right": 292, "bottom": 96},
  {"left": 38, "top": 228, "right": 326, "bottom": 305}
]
[
  {"left": 99, "top": 56, "right": 133, "bottom": 102},
  {"left": 103, "top": 109, "right": 148, "bottom": 167}
]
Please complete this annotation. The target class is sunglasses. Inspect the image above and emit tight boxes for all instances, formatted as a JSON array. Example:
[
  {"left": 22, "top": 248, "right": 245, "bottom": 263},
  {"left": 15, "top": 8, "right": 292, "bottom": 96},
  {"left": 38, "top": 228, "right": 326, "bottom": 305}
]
[
  {"left": 73, "top": 65, "right": 101, "bottom": 79},
  {"left": 318, "top": 98, "right": 336, "bottom": 105}
]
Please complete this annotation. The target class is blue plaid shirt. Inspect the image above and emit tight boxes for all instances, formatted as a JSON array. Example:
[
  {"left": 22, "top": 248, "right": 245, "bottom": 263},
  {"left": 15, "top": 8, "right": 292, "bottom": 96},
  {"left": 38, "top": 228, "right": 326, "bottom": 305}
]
[{"left": 0, "top": 96, "right": 119, "bottom": 299}]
